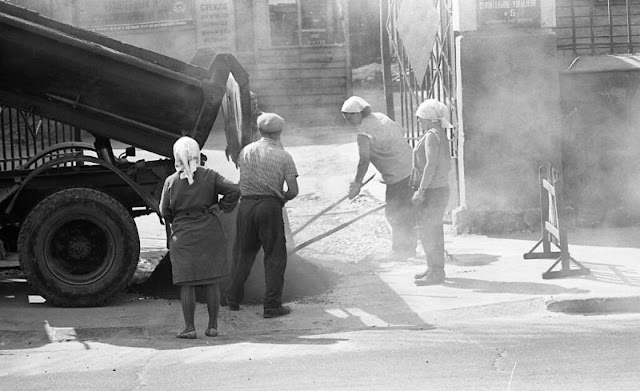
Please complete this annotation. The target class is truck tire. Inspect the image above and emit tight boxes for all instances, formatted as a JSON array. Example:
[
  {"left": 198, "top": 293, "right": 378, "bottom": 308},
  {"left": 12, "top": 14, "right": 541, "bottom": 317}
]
[{"left": 18, "top": 188, "right": 140, "bottom": 307}]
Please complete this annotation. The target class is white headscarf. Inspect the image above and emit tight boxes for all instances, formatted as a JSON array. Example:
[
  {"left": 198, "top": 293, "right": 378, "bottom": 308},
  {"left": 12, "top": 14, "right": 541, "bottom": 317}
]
[
  {"left": 173, "top": 136, "right": 200, "bottom": 185},
  {"left": 341, "top": 96, "right": 371, "bottom": 113},
  {"left": 415, "top": 99, "right": 453, "bottom": 129}
]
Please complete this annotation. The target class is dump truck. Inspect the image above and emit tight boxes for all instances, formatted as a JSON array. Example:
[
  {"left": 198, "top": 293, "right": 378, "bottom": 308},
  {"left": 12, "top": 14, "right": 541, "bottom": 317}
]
[{"left": 0, "top": 2, "right": 252, "bottom": 306}]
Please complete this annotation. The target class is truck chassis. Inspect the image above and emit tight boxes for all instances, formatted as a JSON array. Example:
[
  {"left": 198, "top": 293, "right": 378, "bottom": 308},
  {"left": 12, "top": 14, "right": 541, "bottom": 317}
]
[{"left": 0, "top": 3, "right": 251, "bottom": 306}]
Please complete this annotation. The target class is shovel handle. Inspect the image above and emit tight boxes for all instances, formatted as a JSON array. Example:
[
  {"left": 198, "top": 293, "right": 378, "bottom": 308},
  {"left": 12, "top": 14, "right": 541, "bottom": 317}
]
[
  {"left": 289, "top": 203, "right": 386, "bottom": 255},
  {"left": 292, "top": 173, "right": 376, "bottom": 237}
]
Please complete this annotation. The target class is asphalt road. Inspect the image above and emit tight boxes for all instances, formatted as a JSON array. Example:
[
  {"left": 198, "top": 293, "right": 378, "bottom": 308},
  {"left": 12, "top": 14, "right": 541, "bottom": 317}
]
[{"left": 2, "top": 311, "right": 640, "bottom": 390}]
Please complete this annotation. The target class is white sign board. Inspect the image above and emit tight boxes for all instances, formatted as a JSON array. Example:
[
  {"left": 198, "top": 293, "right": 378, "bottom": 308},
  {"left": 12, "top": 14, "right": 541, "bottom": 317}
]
[{"left": 196, "top": 0, "right": 236, "bottom": 53}]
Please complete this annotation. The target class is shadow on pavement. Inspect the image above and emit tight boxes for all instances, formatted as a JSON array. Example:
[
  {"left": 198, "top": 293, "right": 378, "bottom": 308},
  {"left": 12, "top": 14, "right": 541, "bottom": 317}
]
[
  {"left": 448, "top": 253, "right": 499, "bottom": 267},
  {"left": 579, "top": 261, "right": 640, "bottom": 287},
  {"left": 1, "top": 252, "right": 437, "bottom": 351},
  {"left": 435, "top": 277, "right": 590, "bottom": 295}
]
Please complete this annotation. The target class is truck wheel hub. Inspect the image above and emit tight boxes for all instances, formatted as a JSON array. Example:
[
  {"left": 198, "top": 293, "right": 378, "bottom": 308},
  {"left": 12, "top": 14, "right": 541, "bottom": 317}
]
[{"left": 67, "top": 237, "right": 92, "bottom": 260}]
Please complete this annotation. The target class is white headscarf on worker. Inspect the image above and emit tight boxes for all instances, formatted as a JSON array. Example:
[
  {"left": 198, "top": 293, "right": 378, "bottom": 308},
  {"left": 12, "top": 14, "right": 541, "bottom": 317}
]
[
  {"left": 415, "top": 99, "right": 453, "bottom": 129},
  {"left": 341, "top": 96, "right": 372, "bottom": 127},
  {"left": 341, "top": 96, "right": 371, "bottom": 114},
  {"left": 173, "top": 136, "right": 201, "bottom": 185}
]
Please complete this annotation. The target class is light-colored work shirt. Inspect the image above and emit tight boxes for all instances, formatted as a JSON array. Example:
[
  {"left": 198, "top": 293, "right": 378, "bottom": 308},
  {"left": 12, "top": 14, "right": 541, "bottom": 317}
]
[
  {"left": 413, "top": 128, "right": 451, "bottom": 189},
  {"left": 237, "top": 138, "right": 298, "bottom": 201},
  {"left": 357, "top": 112, "right": 413, "bottom": 185}
]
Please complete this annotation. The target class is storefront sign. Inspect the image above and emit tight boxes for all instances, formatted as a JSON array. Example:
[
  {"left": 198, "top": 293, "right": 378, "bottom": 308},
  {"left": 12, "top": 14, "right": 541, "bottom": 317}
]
[
  {"left": 477, "top": 0, "right": 541, "bottom": 28},
  {"left": 195, "top": 0, "right": 235, "bottom": 52},
  {"left": 77, "top": 0, "right": 194, "bottom": 31}
]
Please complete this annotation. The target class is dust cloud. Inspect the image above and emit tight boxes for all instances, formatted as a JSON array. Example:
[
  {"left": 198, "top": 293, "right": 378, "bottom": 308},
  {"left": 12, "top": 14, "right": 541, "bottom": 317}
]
[{"left": 561, "top": 68, "right": 640, "bottom": 226}]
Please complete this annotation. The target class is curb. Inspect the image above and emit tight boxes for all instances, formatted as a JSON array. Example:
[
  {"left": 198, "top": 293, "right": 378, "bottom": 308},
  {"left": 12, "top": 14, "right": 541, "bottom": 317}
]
[{"left": 546, "top": 296, "right": 640, "bottom": 314}]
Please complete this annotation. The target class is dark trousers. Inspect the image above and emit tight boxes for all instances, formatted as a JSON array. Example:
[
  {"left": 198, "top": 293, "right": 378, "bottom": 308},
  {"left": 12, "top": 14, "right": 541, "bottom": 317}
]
[
  {"left": 416, "top": 187, "right": 450, "bottom": 271},
  {"left": 227, "top": 198, "right": 287, "bottom": 309},
  {"left": 385, "top": 176, "right": 417, "bottom": 254}
]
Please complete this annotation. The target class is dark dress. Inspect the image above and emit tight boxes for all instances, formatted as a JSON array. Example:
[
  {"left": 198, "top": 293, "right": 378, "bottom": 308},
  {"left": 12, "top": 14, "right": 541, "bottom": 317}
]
[{"left": 159, "top": 167, "right": 240, "bottom": 285}]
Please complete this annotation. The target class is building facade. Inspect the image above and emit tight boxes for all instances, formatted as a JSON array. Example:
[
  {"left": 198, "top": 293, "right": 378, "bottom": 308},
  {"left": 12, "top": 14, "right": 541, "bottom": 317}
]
[{"left": 8, "top": 0, "right": 351, "bottom": 124}]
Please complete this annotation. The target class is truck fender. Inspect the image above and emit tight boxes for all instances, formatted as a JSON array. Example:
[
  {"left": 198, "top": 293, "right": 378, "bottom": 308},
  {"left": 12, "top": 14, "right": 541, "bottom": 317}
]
[
  {"left": 16, "top": 141, "right": 96, "bottom": 170},
  {"left": 5, "top": 154, "right": 161, "bottom": 216}
]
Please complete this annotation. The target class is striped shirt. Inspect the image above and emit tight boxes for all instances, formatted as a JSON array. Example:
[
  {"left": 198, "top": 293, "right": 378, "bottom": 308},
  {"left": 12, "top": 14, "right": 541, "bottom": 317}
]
[{"left": 237, "top": 138, "right": 298, "bottom": 200}]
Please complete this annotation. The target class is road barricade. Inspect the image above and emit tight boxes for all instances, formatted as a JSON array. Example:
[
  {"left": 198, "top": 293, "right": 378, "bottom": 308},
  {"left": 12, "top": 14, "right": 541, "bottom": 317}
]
[{"left": 523, "top": 163, "right": 591, "bottom": 279}]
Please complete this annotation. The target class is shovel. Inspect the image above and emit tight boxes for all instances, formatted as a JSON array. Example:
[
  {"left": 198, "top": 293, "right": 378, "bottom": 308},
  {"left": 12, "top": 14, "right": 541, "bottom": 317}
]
[
  {"left": 292, "top": 173, "right": 376, "bottom": 237},
  {"left": 289, "top": 203, "right": 386, "bottom": 255}
]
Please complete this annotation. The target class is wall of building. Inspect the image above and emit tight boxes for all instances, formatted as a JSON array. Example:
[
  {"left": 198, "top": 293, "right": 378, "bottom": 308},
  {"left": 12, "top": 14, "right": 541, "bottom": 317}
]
[
  {"left": 453, "top": 30, "right": 563, "bottom": 233},
  {"left": 348, "top": 0, "right": 380, "bottom": 67},
  {"left": 241, "top": 0, "right": 350, "bottom": 125},
  {"left": 238, "top": 47, "right": 349, "bottom": 125}
]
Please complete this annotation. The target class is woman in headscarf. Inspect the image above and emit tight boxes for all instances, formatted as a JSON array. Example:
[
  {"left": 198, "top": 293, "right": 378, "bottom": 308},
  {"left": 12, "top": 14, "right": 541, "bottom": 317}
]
[
  {"left": 159, "top": 136, "right": 240, "bottom": 339},
  {"left": 341, "top": 96, "right": 416, "bottom": 261},
  {"left": 411, "top": 99, "right": 453, "bottom": 285}
]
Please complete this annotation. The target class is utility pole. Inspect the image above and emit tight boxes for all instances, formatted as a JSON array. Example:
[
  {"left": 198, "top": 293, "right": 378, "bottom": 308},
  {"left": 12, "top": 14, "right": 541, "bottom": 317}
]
[{"left": 379, "top": 0, "right": 395, "bottom": 120}]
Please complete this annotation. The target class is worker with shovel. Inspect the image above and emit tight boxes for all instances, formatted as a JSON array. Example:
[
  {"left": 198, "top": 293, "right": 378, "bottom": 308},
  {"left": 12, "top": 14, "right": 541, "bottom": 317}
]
[{"left": 341, "top": 96, "right": 416, "bottom": 261}]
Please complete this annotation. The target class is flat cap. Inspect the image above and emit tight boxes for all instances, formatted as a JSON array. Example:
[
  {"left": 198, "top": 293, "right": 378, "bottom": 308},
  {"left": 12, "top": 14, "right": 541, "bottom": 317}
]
[
  {"left": 341, "top": 96, "right": 371, "bottom": 113},
  {"left": 257, "top": 112, "right": 285, "bottom": 133}
]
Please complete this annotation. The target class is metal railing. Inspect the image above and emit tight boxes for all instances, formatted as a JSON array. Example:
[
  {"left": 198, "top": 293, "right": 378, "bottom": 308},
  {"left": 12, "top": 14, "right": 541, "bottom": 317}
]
[
  {"left": 0, "top": 105, "right": 82, "bottom": 171},
  {"left": 384, "top": 0, "right": 459, "bottom": 213},
  {"left": 556, "top": 0, "right": 640, "bottom": 55},
  {"left": 386, "top": 0, "right": 458, "bottom": 158}
]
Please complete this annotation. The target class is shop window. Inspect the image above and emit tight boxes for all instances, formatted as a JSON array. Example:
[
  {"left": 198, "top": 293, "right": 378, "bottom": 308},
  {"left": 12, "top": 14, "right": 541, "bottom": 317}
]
[{"left": 268, "top": 0, "right": 344, "bottom": 47}]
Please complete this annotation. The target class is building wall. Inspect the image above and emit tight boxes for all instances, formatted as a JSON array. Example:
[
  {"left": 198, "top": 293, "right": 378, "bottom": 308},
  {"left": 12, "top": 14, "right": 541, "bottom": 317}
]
[
  {"left": 348, "top": 0, "right": 380, "bottom": 67},
  {"left": 453, "top": 30, "right": 563, "bottom": 233},
  {"left": 560, "top": 61, "right": 640, "bottom": 225},
  {"left": 552, "top": 0, "right": 640, "bottom": 225},
  {"left": 238, "top": 46, "right": 349, "bottom": 125},
  {"left": 242, "top": 0, "right": 350, "bottom": 124}
]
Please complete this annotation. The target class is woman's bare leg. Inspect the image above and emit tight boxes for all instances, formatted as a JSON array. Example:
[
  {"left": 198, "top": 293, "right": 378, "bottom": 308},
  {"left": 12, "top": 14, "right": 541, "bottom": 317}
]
[
  {"left": 178, "top": 285, "right": 196, "bottom": 338},
  {"left": 204, "top": 283, "right": 219, "bottom": 337}
]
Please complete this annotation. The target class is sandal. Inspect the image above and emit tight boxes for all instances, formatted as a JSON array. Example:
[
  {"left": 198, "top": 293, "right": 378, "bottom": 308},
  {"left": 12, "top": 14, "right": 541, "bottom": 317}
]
[
  {"left": 205, "top": 328, "right": 218, "bottom": 337},
  {"left": 176, "top": 330, "right": 197, "bottom": 339}
]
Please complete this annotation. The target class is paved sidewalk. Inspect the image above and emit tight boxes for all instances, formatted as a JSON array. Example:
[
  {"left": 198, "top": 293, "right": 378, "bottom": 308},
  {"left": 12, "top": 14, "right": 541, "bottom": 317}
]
[{"left": 377, "top": 227, "right": 640, "bottom": 321}]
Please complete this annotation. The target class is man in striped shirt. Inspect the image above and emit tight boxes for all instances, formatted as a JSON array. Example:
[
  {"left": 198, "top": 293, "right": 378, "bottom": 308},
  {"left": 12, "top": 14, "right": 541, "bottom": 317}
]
[{"left": 226, "top": 113, "right": 299, "bottom": 319}]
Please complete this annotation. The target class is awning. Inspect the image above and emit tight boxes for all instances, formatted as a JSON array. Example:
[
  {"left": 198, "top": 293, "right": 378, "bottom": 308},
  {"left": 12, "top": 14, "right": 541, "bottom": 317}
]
[{"left": 564, "top": 54, "right": 640, "bottom": 74}]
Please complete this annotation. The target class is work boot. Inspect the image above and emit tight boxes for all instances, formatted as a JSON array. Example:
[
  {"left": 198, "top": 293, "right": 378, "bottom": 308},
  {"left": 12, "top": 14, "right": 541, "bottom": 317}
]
[
  {"left": 263, "top": 305, "right": 291, "bottom": 318},
  {"left": 415, "top": 269, "right": 445, "bottom": 285}
]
